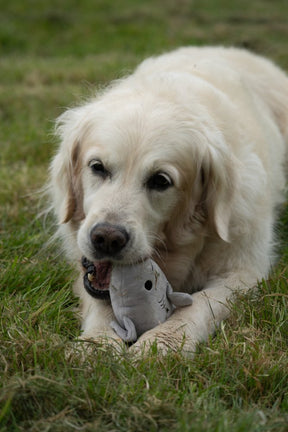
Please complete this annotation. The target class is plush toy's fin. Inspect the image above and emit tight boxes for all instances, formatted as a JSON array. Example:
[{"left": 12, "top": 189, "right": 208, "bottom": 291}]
[
  {"left": 167, "top": 292, "right": 193, "bottom": 307},
  {"left": 110, "top": 316, "right": 138, "bottom": 343}
]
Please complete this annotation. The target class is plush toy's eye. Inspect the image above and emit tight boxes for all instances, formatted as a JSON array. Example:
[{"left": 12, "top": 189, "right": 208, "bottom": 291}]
[
  {"left": 89, "top": 159, "right": 110, "bottom": 179},
  {"left": 144, "top": 280, "right": 153, "bottom": 290}
]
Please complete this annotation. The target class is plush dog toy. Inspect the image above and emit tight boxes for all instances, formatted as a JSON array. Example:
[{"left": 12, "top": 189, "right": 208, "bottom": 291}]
[
  {"left": 82, "top": 257, "right": 193, "bottom": 343},
  {"left": 109, "top": 259, "right": 193, "bottom": 342}
]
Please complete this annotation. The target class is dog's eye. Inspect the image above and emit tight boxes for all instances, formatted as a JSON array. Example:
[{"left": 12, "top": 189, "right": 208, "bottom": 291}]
[
  {"left": 89, "top": 160, "right": 110, "bottom": 179},
  {"left": 146, "top": 172, "right": 173, "bottom": 191}
]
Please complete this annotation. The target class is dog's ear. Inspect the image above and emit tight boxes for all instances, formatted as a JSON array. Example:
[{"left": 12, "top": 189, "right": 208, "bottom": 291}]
[
  {"left": 164, "top": 141, "right": 237, "bottom": 248},
  {"left": 200, "top": 146, "right": 237, "bottom": 242},
  {"left": 50, "top": 137, "right": 84, "bottom": 225},
  {"left": 49, "top": 107, "right": 87, "bottom": 225}
]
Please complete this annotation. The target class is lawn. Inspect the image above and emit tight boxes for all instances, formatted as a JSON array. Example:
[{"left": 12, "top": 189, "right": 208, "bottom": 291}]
[{"left": 0, "top": 0, "right": 287, "bottom": 431}]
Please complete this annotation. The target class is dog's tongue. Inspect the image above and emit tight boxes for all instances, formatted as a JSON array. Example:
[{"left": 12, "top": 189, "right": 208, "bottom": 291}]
[{"left": 94, "top": 261, "right": 112, "bottom": 290}]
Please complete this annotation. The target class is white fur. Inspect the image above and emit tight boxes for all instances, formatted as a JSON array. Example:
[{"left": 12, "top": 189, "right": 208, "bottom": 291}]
[{"left": 49, "top": 47, "right": 288, "bottom": 355}]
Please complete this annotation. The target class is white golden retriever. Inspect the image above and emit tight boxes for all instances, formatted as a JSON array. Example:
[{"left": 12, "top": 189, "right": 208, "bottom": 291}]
[{"left": 49, "top": 47, "right": 288, "bottom": 355}]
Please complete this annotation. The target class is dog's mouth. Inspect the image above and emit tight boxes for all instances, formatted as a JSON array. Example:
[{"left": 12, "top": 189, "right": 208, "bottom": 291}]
[{"left": 82, "top": 256, "right": 112, "bottom": 299}]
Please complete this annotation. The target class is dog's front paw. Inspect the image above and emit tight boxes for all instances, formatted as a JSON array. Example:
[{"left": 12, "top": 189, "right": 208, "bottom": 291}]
[
  {"left": 130, "top": 322, "right": 197, "bottom": 358},
  {"left": 129, "top": 330, "right": 179, "bottom": 358},
  {"left": 65, "top": 335, "right": 126, "bottom": 364}
]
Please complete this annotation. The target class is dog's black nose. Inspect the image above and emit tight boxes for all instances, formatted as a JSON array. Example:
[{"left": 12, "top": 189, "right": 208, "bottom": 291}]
[{"left": 90, "top": 223, "right": 129, "bottom": 257}]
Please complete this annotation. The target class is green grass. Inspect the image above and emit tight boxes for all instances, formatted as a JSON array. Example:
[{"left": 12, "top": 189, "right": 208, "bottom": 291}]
[{"left": 0, "top": 0, "right": 287, "bottom": 430}]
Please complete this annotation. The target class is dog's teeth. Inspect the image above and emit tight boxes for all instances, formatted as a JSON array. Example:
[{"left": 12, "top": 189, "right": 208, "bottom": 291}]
[{"left": 88, "top": 273, "right": 95, "bottom": 282}]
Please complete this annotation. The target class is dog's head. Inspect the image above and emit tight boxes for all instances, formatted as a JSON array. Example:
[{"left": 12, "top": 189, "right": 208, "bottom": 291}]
[{"left": 50, "top": 84, "right": 237, "bottom": 275}]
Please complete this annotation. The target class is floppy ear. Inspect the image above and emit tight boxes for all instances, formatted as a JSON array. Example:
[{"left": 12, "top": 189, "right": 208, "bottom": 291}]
[
  {"left": 49, "top": 139, "right": 84, "bottom": 225},
  {"left": 201, "top": 146, "right": 237, "bottom": 242},
  {"left": 163, "top": 140, "right": 237, "bottom": 248}
]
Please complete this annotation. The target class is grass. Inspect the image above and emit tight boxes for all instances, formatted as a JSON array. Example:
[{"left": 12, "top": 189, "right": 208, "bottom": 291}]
[{"left": 0, "top": 0, "right": 287, "bottom": 430}]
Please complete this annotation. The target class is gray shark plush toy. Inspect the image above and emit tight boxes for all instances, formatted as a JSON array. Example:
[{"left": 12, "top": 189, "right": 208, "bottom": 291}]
[{"left": 109, "top": 259, "right": 193, "bottom": 343}]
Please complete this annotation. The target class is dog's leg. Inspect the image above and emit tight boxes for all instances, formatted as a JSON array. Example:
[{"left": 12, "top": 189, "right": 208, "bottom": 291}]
[
  {"left": 80, "top": 297, "right": 120, "bottom": 341},
  {"left": 65, "top": 298, "right": 125, "bottom": 362},
  {"left": 131, "top": 272, "right": 257, "bottom": 356}
]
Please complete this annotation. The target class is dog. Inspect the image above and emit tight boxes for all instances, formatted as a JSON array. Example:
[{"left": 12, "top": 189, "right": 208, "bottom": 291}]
[{"left": 48, "top": 46, "right": 288, "bottom": 355}]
